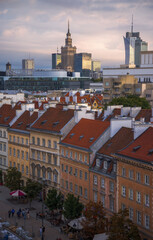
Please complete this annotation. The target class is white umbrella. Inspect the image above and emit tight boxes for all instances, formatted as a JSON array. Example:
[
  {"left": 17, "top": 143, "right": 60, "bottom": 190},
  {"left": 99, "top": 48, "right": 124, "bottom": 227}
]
[
  {"left": 10, "top": 190, "right": 26, "bottom": 197},
  {"left": 68, "top": 217, "right": 85, "bottom": 230}
]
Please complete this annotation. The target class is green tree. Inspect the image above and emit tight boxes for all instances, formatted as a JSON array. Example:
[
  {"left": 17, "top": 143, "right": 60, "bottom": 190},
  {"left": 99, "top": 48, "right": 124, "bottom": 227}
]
[
  {"left": 81, "top": 201, "right": 106, "bottom": 239},
  {"left": 109, "top": 95, "right": 151, "bottom": 109},
  {"left": 5, "top": 167, "right": 22, "bottom": 190},
  {"left": 108, "top": 208, "right": 141, "bottom": 240},
  {"left": 0, "top": 169, "right": 3, "bottom": 184},
  {"left": 45, "top": 188, "right": 63, "bottom": 211},
  {"left": 24, "top": 179, "right": 42, "bottom": 207},
  {"left": 63, "top": 193, "right": 84, "bottom": 220}
]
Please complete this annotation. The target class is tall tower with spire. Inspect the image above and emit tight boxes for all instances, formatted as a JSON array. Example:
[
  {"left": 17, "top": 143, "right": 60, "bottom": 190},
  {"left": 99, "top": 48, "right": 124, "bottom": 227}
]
[
  {"left": 61, "top": 21, "right": 76, "bottom": 72},
  {"left": 123, "top": 16, "right": 148, "bottom": 67}
]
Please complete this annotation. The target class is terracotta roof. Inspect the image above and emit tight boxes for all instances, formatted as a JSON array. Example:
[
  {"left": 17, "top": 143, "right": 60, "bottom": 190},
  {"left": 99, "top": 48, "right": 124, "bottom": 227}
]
[
  {"left": 135, "top": 109, "right": 152, "bottom": 122},
  {"left": 31, "top": 107, "right": 74, "bottom": 132},
  {"left": 0, "top": 104, "right": 16, "bottom": 125},
  {"left": 104, "top": 108, "right": 121, "bottom": 121},
  {"left": 11, "top": 111, "right": 38, "bottom": 131},
  {"left": 62, "top": 118, "right": 110, "bottom": 149},
  {"left": 117, "top": 127, "right": 153, "bottom": 163},
  {"left": 98, "top": 127, "right": 134, "bottom": 156}
]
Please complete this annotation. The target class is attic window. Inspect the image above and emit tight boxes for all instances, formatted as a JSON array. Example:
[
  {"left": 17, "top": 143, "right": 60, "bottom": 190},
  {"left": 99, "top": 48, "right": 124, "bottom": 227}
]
[
  {"left": 79, "top": 135, "right": 84, "bottom": 140},
  {"left": 89, "top": 137, "right": 94, "bottom": 142},
  {"left": 53, "top": 121, "right": 59, "bottom": 126},
  {"left": 4, "top": 116, "right": 10, "bottom": 121},
  {"left": 107, "top": 142, "right": 112, "bottom": 147},
  {"left": 70, "top": 133, "right": 75, "bottom": 138},
  {"left": 17, "top": 122, "right": 23, "bottom": 126},
  {"left": 148, "top": 149, "right": 153, "bottom": 155},
  {"left": 41, "top": 120, "right": 47, "bottom": 125},
  {"left": 26, "top": 124, "right": 30, "bottom": 127},
  {"left": 133, "top": 145, "right": 141, "bottom": 152}
]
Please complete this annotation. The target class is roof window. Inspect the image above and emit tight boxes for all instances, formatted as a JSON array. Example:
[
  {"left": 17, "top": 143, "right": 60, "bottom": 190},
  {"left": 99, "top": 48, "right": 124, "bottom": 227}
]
[
  {"left": 4, "top": 116, "right": 10, "bottom": 121},
  {"left": 70, "top": 133, "right": 75, "bottom": 138},
  {"left": 79, "top": 135, "right": 84, "bottom": 140},
  {"left": 148, "top": 149, "right": 153, "bottom": 155},
  {"left": 89, "top": 137, "right": 94, "bottom": 142},
  {"left": 41, "top": 120, "right": 47, "bottom": 125},
  {"left": 17, "top": 122, "right": 23, "bottom": 126},
  {"left": 53, "top": 121, "right": 59, "bottom": 126},
  {"left": 133, "top": 145, "right": 141, "bottom": 152}
]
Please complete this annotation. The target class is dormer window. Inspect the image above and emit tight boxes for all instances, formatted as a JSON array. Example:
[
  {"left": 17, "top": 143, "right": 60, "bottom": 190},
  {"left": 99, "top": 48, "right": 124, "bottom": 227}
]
[
  {"left": 104, "top": 161, "right": 107, "bottom": 170},
  {"left": 113, "top": 164, "right": 116, "bottom": 172},
  {"left": 96, "top": 159, "right": 100, "bottom": 167}
]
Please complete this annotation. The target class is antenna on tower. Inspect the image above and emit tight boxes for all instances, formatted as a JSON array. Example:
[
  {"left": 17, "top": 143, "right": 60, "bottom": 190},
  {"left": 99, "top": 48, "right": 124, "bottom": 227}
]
[
  {"left": 57, "top": 47, "right": 59, "bottom": 54},
  {"left": 68, "top": 19, "right": 70, "bottom": 34},
  {"left": 131, "top": 14, "right": 133, "bottom": 33}
]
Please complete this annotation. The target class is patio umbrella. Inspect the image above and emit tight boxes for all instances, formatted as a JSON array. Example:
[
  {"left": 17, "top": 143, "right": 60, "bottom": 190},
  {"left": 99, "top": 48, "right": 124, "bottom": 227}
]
[
  {"left": 10, "top": 190, "right": 26, "bottom": 197},
  {"left": 68, "top": 217, "right": 85, "bottom": 230}
]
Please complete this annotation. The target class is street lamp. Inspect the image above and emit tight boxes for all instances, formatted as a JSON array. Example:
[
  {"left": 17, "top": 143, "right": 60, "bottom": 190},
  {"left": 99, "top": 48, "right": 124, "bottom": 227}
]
[{"left": 39, "top": 178, "right": 47, "bottom": 240}]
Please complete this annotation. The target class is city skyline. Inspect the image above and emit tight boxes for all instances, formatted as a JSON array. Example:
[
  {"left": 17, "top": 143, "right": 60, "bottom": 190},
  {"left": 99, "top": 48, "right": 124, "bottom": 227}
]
[{"left": 0, "top": 0, "right": 153, "bottom": 70}]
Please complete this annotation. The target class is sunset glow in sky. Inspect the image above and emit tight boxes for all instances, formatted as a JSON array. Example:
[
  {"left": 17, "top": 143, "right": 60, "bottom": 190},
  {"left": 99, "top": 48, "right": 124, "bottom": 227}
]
[{"left": 0, "top": 0, "right": 153, "bottom": 70}]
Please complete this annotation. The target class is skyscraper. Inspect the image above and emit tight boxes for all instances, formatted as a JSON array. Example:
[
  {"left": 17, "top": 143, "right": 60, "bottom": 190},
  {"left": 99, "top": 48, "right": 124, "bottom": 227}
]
[
  {"left": 22, "top": 59, "right": 34, "bottom": 70},
  {"left": 61, "top": 21, "right": 76, "bottom": 72},
  {"left": 74, "top": 53, "right": 92, "bottom": 77},
  {"left": 123, "top": 16, "right": 148, "bottom": 67},
  {"left": 52, "top": 52, "right": 61, "bottom": 69}
]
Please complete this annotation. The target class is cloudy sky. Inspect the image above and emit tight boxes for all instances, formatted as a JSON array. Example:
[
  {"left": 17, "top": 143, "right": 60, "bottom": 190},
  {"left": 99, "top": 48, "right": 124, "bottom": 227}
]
[{"left": 0, "top": 0, "right": 153, "bottom": 70}]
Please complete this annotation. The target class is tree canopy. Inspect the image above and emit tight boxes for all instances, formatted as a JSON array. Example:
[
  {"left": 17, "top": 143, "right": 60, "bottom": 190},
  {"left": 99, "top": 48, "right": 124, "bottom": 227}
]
[
  {"left": 63, "top": 193, "right": 84, "bottom": 220},
  {"left": 109, "top": 95, "right": 151, "bottom": 109},
  {"left": 45, "top": 188, "right": 63, "bottom": 211},
  {"left": 108, "top": 208, "right": 141, "bottom": 240},
  {"left": 24, "top": 179, "right": 42, "bottom": 207},
  {"left": 5, "top": 167, "right": 22, "bottom": 190},
  {"left": 81, "top": 201, "right": 106, "bottom": 239}
]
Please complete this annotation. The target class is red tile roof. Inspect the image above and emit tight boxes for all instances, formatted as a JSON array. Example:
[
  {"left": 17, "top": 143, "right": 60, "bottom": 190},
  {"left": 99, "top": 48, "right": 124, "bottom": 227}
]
[
  {"left": 0, "top": 104, "right": 16, "bottom": 125},
  {"left": 117, "top": 127, "right": 153, "bottom": 162},
  {"left": 11, "top": 111, "right": 38, "bottom": 131},
  {"left": 104, "top": 108, "right": 121, "bottom": 121},
  {"left": 31, "top": 107, "right": 74, "bottom": 132},
  {"left": 135, "top": 109, "right": 152, "bottom": 122},
  {"left": 62, "top": 118, "right": 110, "bottom": 149},
  {"left": 98, "top": 127, "right": 134, "bottom": 156}
]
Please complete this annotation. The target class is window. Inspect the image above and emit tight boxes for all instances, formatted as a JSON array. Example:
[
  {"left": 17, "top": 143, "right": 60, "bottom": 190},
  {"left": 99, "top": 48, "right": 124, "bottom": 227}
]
[
  {"left": 129, "top": 189, "right": 133, "bottom": 200},
  {"left": 122, "top": 168, "right": 126, "bottom": 177},
  {"left": 10, "top": 161, "right": 12, "bottom": 167},
  {"left": 101, "top": 178, "right": 105, "bottom": 188},
  {"left": 75, "top": 168, "right": 78, "bottom": 177},
  {"left": 70, "top": 182, "right": 73, "bottom": 192},
  {"left": 21, "top": 138, "right": 24, "bottom": 144},
  {"left": 0, "top": 157, "right": 2, "bottom": 165},
  {"left": 110, "top": 197, "right": 114, "bottom": 211},
  {"left": 104, "top": 161, "right": 107, "bottom": 170},
  {"left": 94, "top": 191, "right": 97, "bottom": 202},
  {"left": 101, "top": 195, "right": 105, "bottom": 207},
  {"left": 42, "top": 170, "right": 46, "bottom": 179},
  {"left": 136, "top": 211, "right": 141, "bottom": 225},
  {"left": 13, "top": 148, "right": 16, "bottom": 157},
  {"left": 48, "top": 154, "right": 51, "bottom": 163},
  {"left": 84, "top": 188, "right": 87, "bottom": 199},
  {"left": 48, "top": 172, "right": 51, "bottom": 180},
  {"left": 129, "top": 170, "right": 134, "bottom": 179},
  {"left": 61, "top": 164, "right": 64, "bottom": 172},
  {"left": 105, "top": 81, "right": 109, "bottom": 86},
  {"left": 96, "top": 159, "right": 100, "bottom": 167},
  {"left": 9, "top": 135, "right": 12, "bottom": 142},
  {"left": 3, "top": 158, "right": 6, "bottom": 166},
  {"left": 32, "top": 150, "right": 35, "bottom": 159},
  {"left": 79, "top": 186, "right": 82, "bottom": 196},
  {"left": 70, "top": 151, "right": 72, "bottom": 159},
  {"left": 37, "top": 151, "right": 40, "bottom": 160},
  {"left": 42, "top": 152, "right": 46, "bottom": 162},
  {"left": 53, "top": 141, "right": 57, "bottom": 149},
  {"left": 13, "top": 162, "right": 16, "bottom": 168},
  {"left": 17, "top": 163, "right": 20, "bottom": 171},
  {"left": 110, "top": 181, "right": 114, "bottom": 192},
  {"left": 26, "top": 139, "right": 28, "bottom": 145},
  {"left": 3, "top": 131, "right": 6, "bottom": 138},
  {"left": 32, "top": 137, "right": 35, "bottom": 144},
  {"left": 145, "top": 215, "right": 150, "bottom": 229},
  {"left": 66, "top": 181, "right": 68, "bottom": 190},
  {"left": 13, "top": 136, "right": 16, "bottom": 142},
  {"left": 26, "top": 152, "right": 28, "bottom": 161},
  {"left": 53, "top": 174, "right": 57, "bottom": 183},
  {"left": 94, "top": 175, "right": 98, "bottom": 185},
  {"left": 69, "top": 167, "right": 72, "bottom": 175},
  {"left": 17, "top": 137, "right": 20, "bottom": 143},
  {"left": 85, "top": 172, "right": 88, "bottom": 180},
  {"left": 122, "top": 186, "right": 126, "bottom": 197},
  {"left": 0, "top": 130, "right": 2, "bottom": 137},
  {"left": 75, "top": 184, "right": 78, "bottom": 194},
  {"left": 136, "top": 191, "right": 141, "bottom": 203},
  {"left": 144, "top": 175, "right": 149, "bottom": 185},
  {"left": 22, "top": 165, "right": 24, "bottom": 173},
  {"left": 75, "top": 152, "right": 77, "bottom": 160},
  {"left": 66, "top": 150, "right": 68, "bottom": 157},
  {"left": 3, "top": 144, "right": 6, "bottom": 152},
  {"left": 145, "top": 194, "right": 149, "bottom": 207},
  {"left": 53, "top": 155, "right": 57, "bottom": 165},
  {"left": 84, "top": 155, "right": 87, "bottom": 164},
  {"left": 48, "top": 140, "right": 51, "bottom": 148},
  {"left": 113, "top": 164, "right": 116, "bottom": 172},
  {"left": 66, "top": 165, "right": 68, "bottom": 173},
  {"left": 9, "top": 147, "right": 12, "bottom": 156},
  {"left": 80, "top": 170, "right": 82, "bottom": 179},
  {"left": 136, "top": 172, "right": 141, "bottom": 182},
  {"left": 0, "top": 143, "right": 2, "bottom": 151},
  {"left": 26, "top": 166, "right": 28, "bottom": 175},
  {"left": 37, "top": 138, "right": 40, "bottom": 146},
  {"left": 61, "top": 148, "right": 64, "bottom": 156},
  {"left": 21, "top": 151, "right": 24, "bottom": 160},
  {"left": 17, "top": 150, "right": 20, "bottom": 158},
  {"left": 42, "top": 139, "right": 45, "bottom": 147},
  {"left": 121, "top": 203, "right": 126, "bottom": 211},
  {"left": 129, "top": 208, "right": 133, "bottom": 220},
  {"left": 79, "top": 154, "right": 82, "bottom": 161}
]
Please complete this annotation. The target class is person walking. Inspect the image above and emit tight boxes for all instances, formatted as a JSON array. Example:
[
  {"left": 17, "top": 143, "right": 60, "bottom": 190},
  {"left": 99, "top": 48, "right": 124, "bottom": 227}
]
[
  {"left": 8, "top": 209, "right": 11, "bottom": 218},
  {"left": 11, "top": 208, "right": 15, "bottom": 217},
  {"left": 39, "top": 227, "right": 42, "bottom": 237}
]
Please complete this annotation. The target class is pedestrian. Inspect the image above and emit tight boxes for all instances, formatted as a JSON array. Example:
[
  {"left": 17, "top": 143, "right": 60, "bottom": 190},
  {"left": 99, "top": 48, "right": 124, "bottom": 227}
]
[
  {"left": 40, "top": 227, "right": 42, "bottom": 237},
  {"left": 8, "top": 209, "right": 11, "bottom": 218},
  {"left": 42, "top": 226, "right": 45, "bottom": 233},
  {"left": 11, "top": 208, "right": 15, "bottom": 217},
  {"left": 27, "top": 210, "right": 30, "bottom": 219}
]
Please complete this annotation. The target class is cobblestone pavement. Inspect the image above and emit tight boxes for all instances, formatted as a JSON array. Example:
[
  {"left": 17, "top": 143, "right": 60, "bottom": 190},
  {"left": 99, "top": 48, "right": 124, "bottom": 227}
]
[{"left": 0, "top": 186, "right": 68, "bottom": 240}]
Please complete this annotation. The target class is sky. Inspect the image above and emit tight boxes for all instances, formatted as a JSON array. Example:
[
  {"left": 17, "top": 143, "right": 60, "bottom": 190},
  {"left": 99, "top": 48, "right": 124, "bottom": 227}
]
[{"left": 0, "top": 0, "right": 153, "bottom": 70}]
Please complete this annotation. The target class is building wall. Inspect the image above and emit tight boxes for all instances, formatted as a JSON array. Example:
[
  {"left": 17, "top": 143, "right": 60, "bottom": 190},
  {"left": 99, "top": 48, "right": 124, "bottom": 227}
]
[
  {"left": 0, "top": 126, "right": 8, "bottom": 181},
  {"left": 22, "top": 59, "right": 34, "bottom": 70},
  {"left": 117, "top": 158, "right": 153, "bottom": 240}
]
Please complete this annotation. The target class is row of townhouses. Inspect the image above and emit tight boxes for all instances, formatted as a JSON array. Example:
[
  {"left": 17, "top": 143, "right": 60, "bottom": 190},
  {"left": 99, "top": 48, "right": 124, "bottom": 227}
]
[{"left": 0, "top": 100, "right": 153, "bottom": 240}]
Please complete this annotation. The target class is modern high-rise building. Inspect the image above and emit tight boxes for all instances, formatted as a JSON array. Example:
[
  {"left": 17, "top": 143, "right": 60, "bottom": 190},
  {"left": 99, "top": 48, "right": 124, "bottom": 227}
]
[
  {"left": 123, "top": 17, "right": 148, "bottom": 67},
  {"left": 22, "top": 59, "right": 34, "bottom": 70},
  {"left": 91, "top": 60, "right": 101, "bottom": 72},
  {"left": 61, "top": 21, "right": 76, "bottom": 72},
  {"left": 74, "top": 53, "right": 92, "bottom": 77},
  {"left": 52, "top": 53, "right": 61, "bottom": 69}
]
